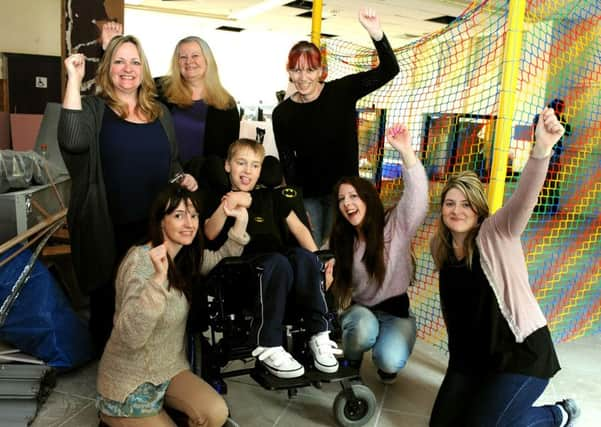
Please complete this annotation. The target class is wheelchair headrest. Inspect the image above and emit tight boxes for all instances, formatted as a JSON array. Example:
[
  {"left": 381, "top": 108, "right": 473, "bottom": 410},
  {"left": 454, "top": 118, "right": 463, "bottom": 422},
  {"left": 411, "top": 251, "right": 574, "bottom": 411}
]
[{"left": 259, "top": 155, "right": 284, "bottom": 188}]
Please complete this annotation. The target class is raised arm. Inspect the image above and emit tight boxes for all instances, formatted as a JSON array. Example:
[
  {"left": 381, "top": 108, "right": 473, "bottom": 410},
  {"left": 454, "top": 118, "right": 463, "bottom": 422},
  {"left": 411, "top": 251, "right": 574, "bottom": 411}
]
[
  {"left": 493, "top": 107, "right": 565, "bottom": 235},
  {"left": 62, "top": 54, "right": 85, "bottom": 110},
  {"left": 350, "top": 8, "right": 400, "bottom": 98},
  {"left": 385, "top": 124, "right": 429, "bottom": 232}
]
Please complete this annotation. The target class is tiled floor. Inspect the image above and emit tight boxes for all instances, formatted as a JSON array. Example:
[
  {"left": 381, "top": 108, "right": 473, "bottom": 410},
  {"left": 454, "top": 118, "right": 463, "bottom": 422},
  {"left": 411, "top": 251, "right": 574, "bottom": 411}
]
[{"left": 31, "top": 334, "right": 600, "bottom": 426}]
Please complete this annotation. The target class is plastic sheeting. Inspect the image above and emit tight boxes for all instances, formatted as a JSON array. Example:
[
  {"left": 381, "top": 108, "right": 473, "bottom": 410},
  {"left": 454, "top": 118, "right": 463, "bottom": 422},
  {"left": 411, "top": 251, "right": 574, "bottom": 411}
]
[{"left": 0, "top": 150, "right": 69, "bottom": 194}]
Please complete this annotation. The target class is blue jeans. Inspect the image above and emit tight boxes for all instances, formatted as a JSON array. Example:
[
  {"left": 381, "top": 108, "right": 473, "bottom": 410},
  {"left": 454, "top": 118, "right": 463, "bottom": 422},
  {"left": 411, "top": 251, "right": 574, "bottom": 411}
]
[
  {"left": 304, "top": 195, "right": 334, "bottom": 247},
  {"left": 430, "top": 370, "right": 563, "bottom": 427},
  {"left": 340, "top": 304, "right": 417, "bottom": 374}
]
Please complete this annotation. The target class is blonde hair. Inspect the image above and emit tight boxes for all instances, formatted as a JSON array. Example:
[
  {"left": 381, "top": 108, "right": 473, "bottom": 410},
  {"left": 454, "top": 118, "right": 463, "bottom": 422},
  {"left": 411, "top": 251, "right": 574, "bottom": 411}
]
[
  {"left": 226, "top": 138, "right": 266, "bottom": 163},
  {"left": 160, "top": 36, "right": 236, "bottom": 110},
  {"left": 430, "top": 171, "right": 489, "bottom": 270},
  {"left": 95, "top": 35, "right": 162, "bottom": 121}
]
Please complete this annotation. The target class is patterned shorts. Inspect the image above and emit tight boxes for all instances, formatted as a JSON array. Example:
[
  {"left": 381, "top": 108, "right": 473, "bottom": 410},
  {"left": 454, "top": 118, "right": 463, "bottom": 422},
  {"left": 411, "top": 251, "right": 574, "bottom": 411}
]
[{"left": 97, "top": 381, "right": 171, "bottom": 417}]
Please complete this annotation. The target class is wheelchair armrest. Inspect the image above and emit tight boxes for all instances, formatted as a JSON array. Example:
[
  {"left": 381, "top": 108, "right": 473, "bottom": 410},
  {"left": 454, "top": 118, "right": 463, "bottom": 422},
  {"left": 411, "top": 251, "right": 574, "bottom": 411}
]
[
  {"left": 208, "top": 256, "right": 256, "bottom": 279},
  {"left": 314, "top": 250, "right": 334, "bottom": 263}
]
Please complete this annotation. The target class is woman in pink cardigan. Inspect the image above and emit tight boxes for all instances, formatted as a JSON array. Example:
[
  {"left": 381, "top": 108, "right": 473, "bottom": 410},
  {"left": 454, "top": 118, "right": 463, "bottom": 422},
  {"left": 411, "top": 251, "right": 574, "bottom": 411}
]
[
  {"left": 326, "top": 123, "right": 428, "bottom": 384},
  {"left": 429, "top": 107, "right": 579, "bottom": 427}
]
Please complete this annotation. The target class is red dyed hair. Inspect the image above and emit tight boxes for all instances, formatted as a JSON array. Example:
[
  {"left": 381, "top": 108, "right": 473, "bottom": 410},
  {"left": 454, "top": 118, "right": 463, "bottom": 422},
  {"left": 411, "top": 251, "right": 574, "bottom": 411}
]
[{"left": 287, "top": 41, "right": 322, "bottom": 70}]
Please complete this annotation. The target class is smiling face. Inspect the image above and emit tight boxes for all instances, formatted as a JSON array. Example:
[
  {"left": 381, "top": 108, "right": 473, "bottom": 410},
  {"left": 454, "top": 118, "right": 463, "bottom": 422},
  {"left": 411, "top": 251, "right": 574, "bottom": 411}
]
[
  {"left": 225, "top": 147, "right": 263, "bottom": 192},
  {"left": 177, "top": 40, "right": 207, "bottom": 82},
  {"left": 441, "top": 187, "right": 479, "bottom": 238},
  {"left": 161, "top": 199, "right": 199, "bottom": 253},
  {"left": 338, "top": 183, "right": 367, "bottom": 228},
  {"left": 109, "top": 42, "right": 142, "bottom": 95},
  {"left": 288, "top": 55, "right": 322, "bottom": 101}
]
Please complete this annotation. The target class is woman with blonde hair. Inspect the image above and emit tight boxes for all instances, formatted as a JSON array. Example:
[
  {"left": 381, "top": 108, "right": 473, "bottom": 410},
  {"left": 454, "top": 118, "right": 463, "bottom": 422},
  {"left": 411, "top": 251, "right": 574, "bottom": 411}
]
[
  {"left": 429, "top": 107, "right": 579, "bottom": 427},
  {"left": 59, "top": 34, "right": 197, "bottom": 355},
  {"left": 158, "top": 36, "right": 240, "bottom": 163}
]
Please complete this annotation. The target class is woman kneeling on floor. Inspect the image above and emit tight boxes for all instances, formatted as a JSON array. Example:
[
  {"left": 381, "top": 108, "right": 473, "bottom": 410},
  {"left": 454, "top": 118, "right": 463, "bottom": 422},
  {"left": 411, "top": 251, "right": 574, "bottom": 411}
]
[{"left": 96, "top": 184, "right": 249, "bottom": 427}]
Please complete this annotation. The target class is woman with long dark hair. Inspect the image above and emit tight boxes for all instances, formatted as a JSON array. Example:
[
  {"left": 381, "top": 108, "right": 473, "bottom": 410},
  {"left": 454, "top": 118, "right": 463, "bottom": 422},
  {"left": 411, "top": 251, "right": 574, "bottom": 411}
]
[
  {"left": 96, "top": 184, "right": 248, "bottom": 426},
  {"left": 326, "top": 124, "right": 428, "bottom": 384}
]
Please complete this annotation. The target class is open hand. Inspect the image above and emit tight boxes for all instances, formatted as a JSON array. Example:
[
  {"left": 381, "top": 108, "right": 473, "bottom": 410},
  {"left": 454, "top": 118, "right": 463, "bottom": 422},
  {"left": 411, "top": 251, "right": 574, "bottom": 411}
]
[
  {"left": 358, "top": 7, "right": 383, "bottom": 40},
  {"left": 386, "top": 123, "right": 412, "bottom": 152},
  {"left": 101, "top": 21, "right": 123, "bottom": 50}
]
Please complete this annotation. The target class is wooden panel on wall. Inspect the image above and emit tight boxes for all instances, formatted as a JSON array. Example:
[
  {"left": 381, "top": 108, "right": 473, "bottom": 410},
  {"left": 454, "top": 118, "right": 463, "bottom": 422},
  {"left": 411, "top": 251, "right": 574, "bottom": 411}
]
[
  {"left": 0, "top": 79, "right": 8, "bottom": 112},
  {"left": 61, "top": 0, "right": 124, "bottom": 95}
]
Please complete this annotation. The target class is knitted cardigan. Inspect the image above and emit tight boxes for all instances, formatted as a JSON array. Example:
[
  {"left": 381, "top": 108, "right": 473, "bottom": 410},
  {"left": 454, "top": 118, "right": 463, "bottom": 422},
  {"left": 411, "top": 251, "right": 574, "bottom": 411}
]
[{"left": 97, "top": 228, "right": 249, "bottom": 402}]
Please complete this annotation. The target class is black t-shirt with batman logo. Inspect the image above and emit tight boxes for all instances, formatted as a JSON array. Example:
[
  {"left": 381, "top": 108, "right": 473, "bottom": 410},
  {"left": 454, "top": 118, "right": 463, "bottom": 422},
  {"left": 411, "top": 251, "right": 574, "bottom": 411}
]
[{"left": 204, "top": 185, "right": 305, "bottom": 255}]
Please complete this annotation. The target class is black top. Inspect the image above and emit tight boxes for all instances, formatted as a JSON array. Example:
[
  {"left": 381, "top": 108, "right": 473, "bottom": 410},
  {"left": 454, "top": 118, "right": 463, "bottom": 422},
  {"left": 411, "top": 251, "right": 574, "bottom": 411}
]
[
  {"left": 272, "top": 35, "right": 399, "bottom": 198},
  {"left": 203, "top": 186, "right": 302, "bottom": 255},
  {"left": 439, "top": 250, "right": 560, "bottom": 378}
]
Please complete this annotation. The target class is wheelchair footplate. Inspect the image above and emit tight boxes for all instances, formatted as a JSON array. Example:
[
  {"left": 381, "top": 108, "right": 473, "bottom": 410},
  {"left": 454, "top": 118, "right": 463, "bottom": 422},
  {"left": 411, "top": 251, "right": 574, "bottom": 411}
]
[{"left": 250, "top": 361, "right": 361, "bottom": 391}]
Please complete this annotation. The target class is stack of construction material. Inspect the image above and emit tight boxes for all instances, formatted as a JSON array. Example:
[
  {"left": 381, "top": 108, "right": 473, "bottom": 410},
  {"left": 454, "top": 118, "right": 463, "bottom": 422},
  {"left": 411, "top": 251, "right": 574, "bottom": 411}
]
[{"left": 0, "top": 345, "right": 56, "bottom": 427}]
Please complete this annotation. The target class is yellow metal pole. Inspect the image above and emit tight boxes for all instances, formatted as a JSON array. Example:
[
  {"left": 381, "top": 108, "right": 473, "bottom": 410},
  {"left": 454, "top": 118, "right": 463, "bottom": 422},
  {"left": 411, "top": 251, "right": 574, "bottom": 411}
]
[
  {"left": 311, "top": 0, "right": 323, "bottom": 47},
  {"left": 488, "top": 0, "right": 526, "bottom": 212}
]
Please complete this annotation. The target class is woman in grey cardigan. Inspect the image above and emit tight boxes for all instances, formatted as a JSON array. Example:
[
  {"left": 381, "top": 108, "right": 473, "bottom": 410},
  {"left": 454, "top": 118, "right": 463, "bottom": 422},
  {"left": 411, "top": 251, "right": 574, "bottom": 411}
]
[{"left": 429, "top": 107, "right": 579, "bottom": 427}]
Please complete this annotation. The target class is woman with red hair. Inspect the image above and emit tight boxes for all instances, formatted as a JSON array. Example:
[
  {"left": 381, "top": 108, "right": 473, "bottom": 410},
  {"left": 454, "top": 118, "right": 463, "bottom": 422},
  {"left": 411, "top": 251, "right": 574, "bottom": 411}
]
[{"left": 272, "top": 7, "right": 400, "bottom": 247}]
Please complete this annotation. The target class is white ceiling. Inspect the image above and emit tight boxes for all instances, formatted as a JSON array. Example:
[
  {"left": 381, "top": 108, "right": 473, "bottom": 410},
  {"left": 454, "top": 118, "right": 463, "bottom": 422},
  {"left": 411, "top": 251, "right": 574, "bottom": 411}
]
[{"left": 125, "top": 0, "right": 474, "bottom": 46}]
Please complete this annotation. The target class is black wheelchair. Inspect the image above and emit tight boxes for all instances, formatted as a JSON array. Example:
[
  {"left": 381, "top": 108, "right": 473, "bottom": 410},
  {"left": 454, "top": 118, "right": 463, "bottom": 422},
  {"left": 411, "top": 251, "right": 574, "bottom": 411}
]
[
  {"left": 187, "top": 252, "right": 377, "bottom": 427},
  {"left": 184, "top": 155, "right": 377, "bottom": 426}
]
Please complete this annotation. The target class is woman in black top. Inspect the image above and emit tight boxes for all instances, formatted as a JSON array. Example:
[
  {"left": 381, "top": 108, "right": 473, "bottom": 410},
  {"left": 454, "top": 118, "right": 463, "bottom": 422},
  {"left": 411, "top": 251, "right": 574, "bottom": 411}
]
[
  {"left": 272, "top": 7, "right": 399, "bottom": 246},
  {"left": 428, "top": 107, "right": 579, "bottom": 427}
]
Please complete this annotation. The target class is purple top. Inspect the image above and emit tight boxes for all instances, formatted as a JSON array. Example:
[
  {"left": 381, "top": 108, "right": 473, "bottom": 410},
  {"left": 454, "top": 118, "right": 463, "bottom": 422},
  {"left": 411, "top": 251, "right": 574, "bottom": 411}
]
[{"left": 171, "top": 100, "right": 209, "bottom": 163}]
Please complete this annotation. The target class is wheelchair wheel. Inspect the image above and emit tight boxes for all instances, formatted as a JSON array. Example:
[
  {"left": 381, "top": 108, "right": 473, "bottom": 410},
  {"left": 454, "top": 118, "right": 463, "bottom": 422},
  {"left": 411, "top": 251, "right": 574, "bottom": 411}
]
[{"left": 332, "top": 384, "right": 376, "bottom": 427}]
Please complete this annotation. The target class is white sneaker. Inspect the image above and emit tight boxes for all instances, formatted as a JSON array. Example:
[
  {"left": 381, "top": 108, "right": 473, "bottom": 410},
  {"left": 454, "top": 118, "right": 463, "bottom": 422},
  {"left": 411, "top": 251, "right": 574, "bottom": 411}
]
[
  {"left": 309, "top": 331, "right": 341, "bottom": 373},
  {"left": 252, "top": 346, "right": 304, "bottom": 379}
]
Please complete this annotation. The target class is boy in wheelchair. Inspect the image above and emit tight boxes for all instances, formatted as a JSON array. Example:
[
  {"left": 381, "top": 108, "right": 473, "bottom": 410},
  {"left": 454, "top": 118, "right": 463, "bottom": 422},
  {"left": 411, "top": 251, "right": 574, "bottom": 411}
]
[{"left": 201, "top": 138, "right": 341, "bottom": 379}]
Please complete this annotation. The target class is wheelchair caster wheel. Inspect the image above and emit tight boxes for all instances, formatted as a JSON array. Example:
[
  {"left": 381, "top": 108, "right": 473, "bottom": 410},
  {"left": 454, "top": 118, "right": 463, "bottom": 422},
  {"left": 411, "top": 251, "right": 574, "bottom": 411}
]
[{"left": 333, "top": 384, "right": 376, "bottom": 427}]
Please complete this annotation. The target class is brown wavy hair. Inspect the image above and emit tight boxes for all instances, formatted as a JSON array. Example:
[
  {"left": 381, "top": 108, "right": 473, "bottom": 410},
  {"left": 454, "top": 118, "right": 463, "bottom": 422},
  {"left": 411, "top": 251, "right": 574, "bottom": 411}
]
[
  {"left": 430, "top": 171, "right": 489, "bottom": 271},
  {"left": 95, "top": 35, "right": 162, "bottom": 121},
  {"left": 160, "top": 36, "right": 236, "bottom": 110}
]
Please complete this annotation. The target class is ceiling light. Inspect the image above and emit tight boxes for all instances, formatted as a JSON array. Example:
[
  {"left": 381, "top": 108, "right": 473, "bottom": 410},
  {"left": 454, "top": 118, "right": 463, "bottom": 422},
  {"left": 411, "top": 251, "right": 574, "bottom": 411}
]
[{"left": 229, "top": 0, "right": 290, "bottom": 20}]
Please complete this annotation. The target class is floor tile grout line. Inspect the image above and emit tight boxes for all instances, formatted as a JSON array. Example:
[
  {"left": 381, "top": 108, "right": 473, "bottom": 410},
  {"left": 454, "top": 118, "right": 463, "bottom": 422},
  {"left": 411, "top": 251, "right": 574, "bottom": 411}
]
[
  {"left": 272, "top": 399, "right": 293, "bottom": 426},
  {"left": 373, "top": 383, "right": 388, "bottom": 426},
  {"left": 56, "top": 401, "right": 94, "bottom": 427}
]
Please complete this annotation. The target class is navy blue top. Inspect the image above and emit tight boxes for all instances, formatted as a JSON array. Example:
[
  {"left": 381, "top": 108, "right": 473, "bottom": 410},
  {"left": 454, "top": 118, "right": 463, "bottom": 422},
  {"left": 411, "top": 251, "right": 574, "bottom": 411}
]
[
  {"left": 100, "top": 106, "right": 171, "bottom": 224},
  {"left": 171, "top": 100, "right": 208, "bottom": 164}
]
